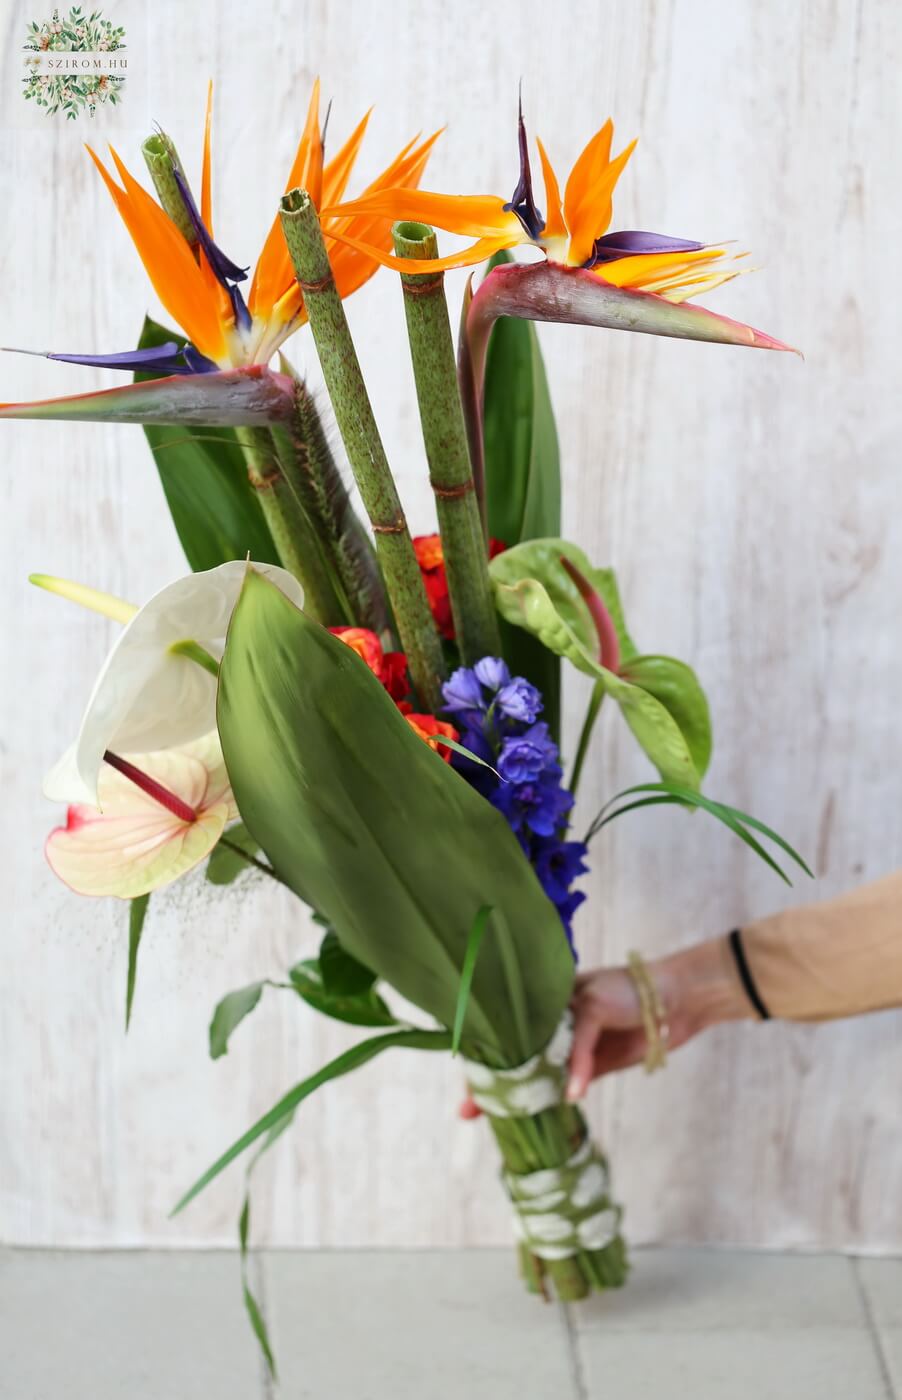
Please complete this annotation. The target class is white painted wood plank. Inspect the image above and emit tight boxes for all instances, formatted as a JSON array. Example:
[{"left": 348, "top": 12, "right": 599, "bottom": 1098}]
[{"left": 1, "top": 0, "right": 900, "bottom": 1252}]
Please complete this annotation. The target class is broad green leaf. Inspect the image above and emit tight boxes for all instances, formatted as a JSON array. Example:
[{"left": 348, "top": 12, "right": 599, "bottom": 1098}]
[
  {"left": 217, "top": 570, "right": 574, "bottom": 1061},
  {"left": 482, "top": 250, "right": 561, "bottom": 739},
  {"left": 620, "top": 656, "right": 712, "bottom": 779},
  {"left": 174, "top": 1027, "right": 452, "bottom": 1212},
  {"left": 125, "top": 893, "right": 150, "bottom": 1031},
  {"left": 136, "top": 318, "right": 281, "bottom": 572},
  {"left": 209, "top": 982, "right": 264, "bottom": 1060},
  {"left": 206, "top": 821, "right": 259, "bottom": 885},
  {"left": 490, "top": 540, "right": 698, "bottom": 787},
  {"left": 289, "top": 960, "right": 397, "bottom": 1028},
  {"left": 318, "top": 930, "right": 377, "bottom": 997}
]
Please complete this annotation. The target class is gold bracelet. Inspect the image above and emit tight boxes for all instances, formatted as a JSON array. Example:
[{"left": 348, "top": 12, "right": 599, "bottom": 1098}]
[{"left": 627, "top": 950, "right": 670, "bottom": 1073}]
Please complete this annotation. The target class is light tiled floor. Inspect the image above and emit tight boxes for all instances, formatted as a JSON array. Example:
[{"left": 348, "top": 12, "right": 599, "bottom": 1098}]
[{"left": 0, "top": 1247, "right": 898, "bottom": 1399}]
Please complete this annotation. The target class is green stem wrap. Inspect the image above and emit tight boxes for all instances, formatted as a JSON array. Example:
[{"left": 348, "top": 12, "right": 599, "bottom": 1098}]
[
  {"left": 464, "top": 1015, "right": 628, "bottom": 1301},
  {"left": 278, "top": 189, "right": 446, "bottom": 714},
  {"left": 233, "top": 425, "right": 344, "bottom": 624},
  {"left": 390, "top": 222, "right": 500, "bottom": 667}
]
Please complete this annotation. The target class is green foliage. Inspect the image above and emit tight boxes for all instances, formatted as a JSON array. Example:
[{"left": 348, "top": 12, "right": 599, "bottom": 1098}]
[
  {"left": 125, "top": 893, "right": 150, "bottom": 1031},
  {"left": 217, "top": 569, "right": 574, "bottom": 1062},
  {"left": 481, "top": 249, "right": 561, "bottom": 738},
  {"left": 135, "top": 318, "right": 281, "bottom": 572},
  {"left": 175, "top": 1028, "right": 452, "bottom": 1213},
  {"left": 288, "top": 961, "right": 396, "bottom": 1028},
  {"left": 586, "top": 781, "right": 813, "bottom": 886},
  {"left": 491, "top": 539, "right": 710, "bottom": 788},
  {"left": 209, "top": 983, "right": 264, "bottom": 1060},
  {"left": 206, "top": 822, "right": 259, "bottom": 885}
]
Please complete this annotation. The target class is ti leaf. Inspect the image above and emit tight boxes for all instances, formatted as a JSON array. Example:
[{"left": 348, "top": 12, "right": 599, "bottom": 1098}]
[
  {"left": 209, "top": 982, "right": 265, "bottom": 1060},
  {"left": 217, "top": 569, "right": 574, "bottom": 1062},
  {"left": 136, "top": 318, "right": 281, "bottom": 572},
  {"left": 490, "top": 540, "right": 706, "bottom": 788}
]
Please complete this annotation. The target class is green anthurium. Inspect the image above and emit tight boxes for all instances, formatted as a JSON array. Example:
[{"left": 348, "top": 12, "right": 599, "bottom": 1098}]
[
  {"left": 216, "top": 567, "right": 574, "bottom": 1063},
  {"left": 490, "top": 539, "right": 707, "bottom": 789}
]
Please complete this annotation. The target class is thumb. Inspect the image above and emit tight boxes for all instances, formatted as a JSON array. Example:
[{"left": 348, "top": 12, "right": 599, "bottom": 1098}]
[{"left": 566, "top": 998, "right": 606, "bottom": 1101}]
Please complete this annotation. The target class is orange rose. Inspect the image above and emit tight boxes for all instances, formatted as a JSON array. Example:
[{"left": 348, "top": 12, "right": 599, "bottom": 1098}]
[{"left": 404, "top": 713, "right": 459, "bottom": 762}]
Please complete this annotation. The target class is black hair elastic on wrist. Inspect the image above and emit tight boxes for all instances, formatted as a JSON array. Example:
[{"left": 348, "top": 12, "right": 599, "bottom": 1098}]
[{"left": 728, "top": 928, "right": 771, "bottom": 1020}]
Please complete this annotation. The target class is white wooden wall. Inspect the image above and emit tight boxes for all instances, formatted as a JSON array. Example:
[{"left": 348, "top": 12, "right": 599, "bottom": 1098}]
[{"left": 2, "top": 0, "right": 900, "bottom": 1251}]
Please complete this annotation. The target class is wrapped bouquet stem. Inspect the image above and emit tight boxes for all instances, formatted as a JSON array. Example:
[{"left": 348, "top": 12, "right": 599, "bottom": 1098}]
[{"left": 8, "top": 81, "right": 806, "bottom": 1373}]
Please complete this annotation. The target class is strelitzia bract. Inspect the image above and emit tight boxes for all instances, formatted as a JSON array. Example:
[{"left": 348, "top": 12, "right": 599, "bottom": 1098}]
[{"left": 0, "top": 83, "right": 439, "bottom": 426}]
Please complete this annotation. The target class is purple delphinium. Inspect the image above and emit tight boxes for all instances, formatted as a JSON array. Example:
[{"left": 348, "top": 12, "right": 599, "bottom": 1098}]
[{"left": 442, "top": 659, "right": 588, "bottom": 952}]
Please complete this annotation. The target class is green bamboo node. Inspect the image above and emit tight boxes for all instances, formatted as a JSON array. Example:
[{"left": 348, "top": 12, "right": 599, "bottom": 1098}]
[
  {"left": 391, "top": 221, "right": 500, "bottom": 666},
  {"left": 278, "top": 189, "right": 446, "bottom": 713},
  {"left": 141, "top": 132, "right": 198, "bottom": 249}
]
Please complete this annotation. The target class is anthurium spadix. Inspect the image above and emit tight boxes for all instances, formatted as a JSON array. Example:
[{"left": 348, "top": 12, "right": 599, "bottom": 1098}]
[
  {"left": 37, "top": 560, "right": 303, "bottom": 807},
  {"left": 46, "top": 734, "right": 239, "bottom": 899},
  {"left": 1, "top": 81, "right": 439, "bottom": 425}
]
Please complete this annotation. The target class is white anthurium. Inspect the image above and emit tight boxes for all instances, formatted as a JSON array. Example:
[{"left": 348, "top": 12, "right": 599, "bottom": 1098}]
[
  {"left": 39, "top": 560, "right": 303, "bottom": 806},
  {"left": 46, "top": 732, "right": 240, "bottom": 899}
]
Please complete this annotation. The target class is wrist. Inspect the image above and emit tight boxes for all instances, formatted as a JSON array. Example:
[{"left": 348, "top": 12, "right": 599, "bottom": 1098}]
[{"left": 653, "top": 934, "right": 755, "bottom": 1037}]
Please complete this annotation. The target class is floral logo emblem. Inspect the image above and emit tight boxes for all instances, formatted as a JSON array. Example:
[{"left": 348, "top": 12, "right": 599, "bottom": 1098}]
[{"left": 23, "top": 6, "right": 126, "bottom": 120}]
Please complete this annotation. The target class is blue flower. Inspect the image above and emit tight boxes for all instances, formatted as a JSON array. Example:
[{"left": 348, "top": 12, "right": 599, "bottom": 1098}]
[
  {"left": 533, "top": 838, "right": 590, "bottom": 905},
  {"left": 493, "top": 769, "right": 574, "bottom": 837},
  {"left": 442, "top": 666, "right": 486, "bottom": 718},
  {"left": 495, "top": 676, "right": 543, "bottom": 724},
  {"left": 473, "top": 656, "right": 510, "bottom": 691}
]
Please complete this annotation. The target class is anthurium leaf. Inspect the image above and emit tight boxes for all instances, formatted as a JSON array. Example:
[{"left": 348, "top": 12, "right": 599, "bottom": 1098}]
[
  {"left": 135, "top": 318, "right": 281, "bottom": 572},
  {"left": 174, "top": 1027, "right": 452, "bottom": 1212},
  {"left": 206, "top": 821, "right": 259, "bottom": 885},
  {"left": 217, "top": 569, "right": 574, "bottom": 1062},
  {"left": 619, "top": 655, "right": 712, "bottom": 779},
  {"left": 490, "top": 540, "right": 699, "bottom": 788},
  {"left": 490, "top": 538, "right": 637, "bottom": 663},
  {"left": 318, "top": 930, "right": 377, "bottom": 996},
  {"left": 289, "top": 959, "right": 397, "bottom": 1028},
  {"left": 209, "top": 982, "right": 265, "bottom": 1060},
  {"left": 125, "top": 893, "right": 150, "bottom": 1031}
]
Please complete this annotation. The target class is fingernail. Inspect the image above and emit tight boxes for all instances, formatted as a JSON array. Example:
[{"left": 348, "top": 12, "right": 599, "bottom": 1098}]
[{"left": 565, "top": 1075, "right": 581, "bottom": 1102}]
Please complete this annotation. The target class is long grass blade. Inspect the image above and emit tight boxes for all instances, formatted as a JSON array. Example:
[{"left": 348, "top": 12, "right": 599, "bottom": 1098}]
[
  {"left": 452, "top": 906, "right": 494, "bottom": 1055},
  {"left": 172, "top": 1028, "right": 451, "bottom": 1215}
]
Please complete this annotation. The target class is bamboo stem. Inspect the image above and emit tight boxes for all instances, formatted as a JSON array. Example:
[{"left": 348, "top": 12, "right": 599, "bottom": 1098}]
[
  {"left": 233, "top": 425, "right": 343, "bottom": 624},
  {"left": 391, "top": 221, "right": 500, "bottom": 666},
  {"left": 141, "top": 133, "right": 198, "bottom": 249},
  {"left": 278, "top": 190, "right": 446, "bottom": 713}
]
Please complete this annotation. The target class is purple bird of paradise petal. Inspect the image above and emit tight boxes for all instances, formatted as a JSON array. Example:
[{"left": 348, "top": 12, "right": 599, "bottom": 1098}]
[
  {"left": 586, "top": 230, "right": 705, "bottom": 267},
  {"left": 172, "top": 166, "right": 249, "bottom": 287},
  {"left": 4, "top": 343, "right": 219, "bottom": 375},
  {"left": 502, "top": 96, "right": 544, "bottom": 242}
]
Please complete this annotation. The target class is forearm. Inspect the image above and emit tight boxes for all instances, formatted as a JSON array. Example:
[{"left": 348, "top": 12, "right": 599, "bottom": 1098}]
[{"left": 741, "top": 870, "right": 902, "bottom": 1021}]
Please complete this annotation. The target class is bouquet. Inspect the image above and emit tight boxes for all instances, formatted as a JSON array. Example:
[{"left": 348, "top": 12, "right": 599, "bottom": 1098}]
[{"left": 5, "top": 84, "right": 806, "bottom": 1369}]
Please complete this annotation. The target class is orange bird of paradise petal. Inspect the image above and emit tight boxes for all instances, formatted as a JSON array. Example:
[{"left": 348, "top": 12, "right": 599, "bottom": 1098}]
[
  {"left": 23, "top": 82, "right": 440, "bottom": 383},
  {"left": 323, "top": 97, "right": 764, "bottom": 311}
]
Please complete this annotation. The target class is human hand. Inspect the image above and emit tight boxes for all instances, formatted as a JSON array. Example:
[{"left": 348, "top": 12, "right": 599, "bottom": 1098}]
[{"left": 459, "top": 935, "right": 751, "bottom": 1117}]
